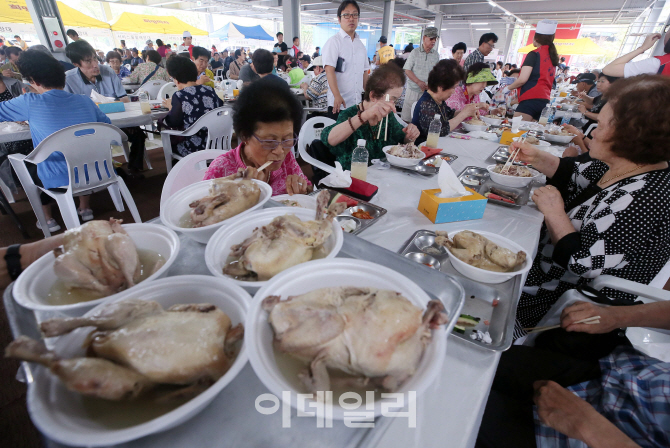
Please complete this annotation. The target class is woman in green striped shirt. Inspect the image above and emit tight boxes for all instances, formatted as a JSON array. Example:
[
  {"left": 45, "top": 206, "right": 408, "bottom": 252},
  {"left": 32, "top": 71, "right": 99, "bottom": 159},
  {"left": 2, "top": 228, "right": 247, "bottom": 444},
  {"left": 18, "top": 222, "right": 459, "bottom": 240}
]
[{"left": 321, "top": 63, "right": 420, "bottom": 170}]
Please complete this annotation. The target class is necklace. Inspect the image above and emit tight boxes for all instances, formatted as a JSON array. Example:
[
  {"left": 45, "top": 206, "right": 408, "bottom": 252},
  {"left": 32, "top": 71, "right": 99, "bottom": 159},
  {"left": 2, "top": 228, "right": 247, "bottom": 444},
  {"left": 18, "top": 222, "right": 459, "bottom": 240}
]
[
  {"left": 428, "top": 91, "right": 448, "bottom": 118},
  {"left": 598, "top": 164, "right": 646, "bottom": 186}
]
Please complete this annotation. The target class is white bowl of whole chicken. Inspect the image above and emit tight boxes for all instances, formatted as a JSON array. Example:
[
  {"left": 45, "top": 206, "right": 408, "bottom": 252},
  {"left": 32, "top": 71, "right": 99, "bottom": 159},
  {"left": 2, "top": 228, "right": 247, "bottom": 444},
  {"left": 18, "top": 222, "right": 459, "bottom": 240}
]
[
  {"left": 461, "top": 121, "right": 488, "bottom": 132},
  {"left": 246, "top": 258, "right": 447, "bottom": 420},
  {"left": 481, "top": 115, "right": 503, "bottom": 126},
  {"left": 13, "top": 275, "right": 249, "bottom": 447},
  {"left": 160, "top": 178, "right": 273, "bottom": 244},
  {"left": 205, "top": 206, "right": 344, "bottom": 290},
  {"left": 443, "top": 230, "right": 532, "bottom": 284},
  {"left": 12, "top": 222, "right": 180, "bottom": 316},
  {"left": 486, "top": 164, "right": 541, "bottom": 188},
  {"left": 382, "top": 144, "right": 424, "bottom": 167},
  {"left": 542, "top": 131, "right": 576, "bottom": 144}
]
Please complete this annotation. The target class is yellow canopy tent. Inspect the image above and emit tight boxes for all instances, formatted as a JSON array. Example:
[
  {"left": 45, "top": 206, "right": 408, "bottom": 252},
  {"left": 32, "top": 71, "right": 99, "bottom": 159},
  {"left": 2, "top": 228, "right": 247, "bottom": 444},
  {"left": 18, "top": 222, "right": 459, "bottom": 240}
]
[
  {"left": 0, "top": 0, "right": 110, "bottom": 29},
  {"left": 518, "top": 38, "right": 605, "bottom": 56},
  {"left": 110, "top": 12, "right": 207, "bottom": 36}
]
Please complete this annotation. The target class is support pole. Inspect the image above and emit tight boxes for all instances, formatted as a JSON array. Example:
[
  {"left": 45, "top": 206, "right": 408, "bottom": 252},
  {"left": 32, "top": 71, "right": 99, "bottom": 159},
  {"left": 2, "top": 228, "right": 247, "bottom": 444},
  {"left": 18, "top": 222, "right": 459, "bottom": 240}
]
[
  {"left": 283, "top": 0, "right": 301, "bottom": 47},
  {"left": 381, "top": 1, "right": 395, "bottom": 41}
]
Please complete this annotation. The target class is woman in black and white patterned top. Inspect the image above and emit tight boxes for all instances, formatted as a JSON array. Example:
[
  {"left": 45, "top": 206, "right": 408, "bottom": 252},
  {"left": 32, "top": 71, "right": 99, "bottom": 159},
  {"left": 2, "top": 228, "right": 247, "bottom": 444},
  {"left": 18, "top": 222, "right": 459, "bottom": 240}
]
[{"left": 510, "top": 75, "right": 670, "bottom": 337}]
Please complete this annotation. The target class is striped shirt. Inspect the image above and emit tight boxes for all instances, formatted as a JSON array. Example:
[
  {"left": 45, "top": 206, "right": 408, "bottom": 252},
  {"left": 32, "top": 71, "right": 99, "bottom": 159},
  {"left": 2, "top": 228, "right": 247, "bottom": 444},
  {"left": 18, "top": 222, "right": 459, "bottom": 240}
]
[
  {"left": 403, "top": 45, "right": 439, "bottom": 93},
  {"left": 535, "top": 347, "right": 670, "bottom": 448},
  {"left": 0, "top": 89, "right": 111, "bottom": 189},
  {"left": 304, "top": 72, "right": 328, "bottom": 109}
]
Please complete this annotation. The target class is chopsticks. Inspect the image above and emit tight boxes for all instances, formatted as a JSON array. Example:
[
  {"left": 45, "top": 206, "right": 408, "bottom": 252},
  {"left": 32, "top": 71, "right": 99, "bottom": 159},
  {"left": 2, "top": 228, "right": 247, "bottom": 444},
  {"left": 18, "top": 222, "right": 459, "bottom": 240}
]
[
  {"left": 257, "top": 161, "right": 273, "bottom": 173},
  {"left": 501, "top": 144, "right": 521, "bottom": 175},
  {"left": 376, "top": 94, "right": 391, "bottom": 141},
  {"left": 523, "top": 316, "right": 601, "bottom": 334}
]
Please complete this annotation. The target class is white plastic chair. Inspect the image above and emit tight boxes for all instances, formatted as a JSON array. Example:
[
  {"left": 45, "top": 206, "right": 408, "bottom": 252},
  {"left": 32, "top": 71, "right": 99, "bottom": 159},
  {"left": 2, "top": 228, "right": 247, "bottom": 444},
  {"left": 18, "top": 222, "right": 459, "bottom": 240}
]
[
  {"left": 136, "top": 80, "right": 167, "bottom": 100},
  {"left": 214, "top": 69, "right": 224, "bottom": 81},
  {"left": 0, "top": 177, "right": 14, "bottom": 203},
  {"left": 410, "top": 101, "right": 418, "bottom": 120},
  {"left": 157, "top": 82, "right": 177, "bottom": 101},
  {"left": 297, "top": 116, "right": 336, "bottom": 175},
  {"left": 236, "top": 80, "right": 244, "bottom": 90},
  {"left": 9, "top": 123, "right": 141, "bottom": 237},
  {"left": 584, "top": 122, "right": 598, "bottom": 138},
  {"left": 226, "top": 69, "right": 230, "bottom": 79},
  {"left": 395, "top": 112, "right": 407, "bottom": 127},
  {"left": 160, "top": 149, "right": 225, "bottom": 206},
  {"left": 161, "top": 106, "right": 234, "bottom": 173}
]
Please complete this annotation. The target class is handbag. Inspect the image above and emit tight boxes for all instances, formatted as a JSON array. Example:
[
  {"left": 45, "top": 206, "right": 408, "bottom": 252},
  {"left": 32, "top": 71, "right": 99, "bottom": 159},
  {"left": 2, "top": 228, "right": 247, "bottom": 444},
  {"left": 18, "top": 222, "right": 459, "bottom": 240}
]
[{"left": 532, "top": 285, "right": 642, "bottom": 361}]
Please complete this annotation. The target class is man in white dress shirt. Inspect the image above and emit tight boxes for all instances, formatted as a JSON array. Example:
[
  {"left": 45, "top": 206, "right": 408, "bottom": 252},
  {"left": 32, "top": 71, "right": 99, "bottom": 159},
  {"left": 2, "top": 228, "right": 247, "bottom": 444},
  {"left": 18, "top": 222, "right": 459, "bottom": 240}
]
[{"left": 322, "top": 0, "right": 369, "bottom": 119}]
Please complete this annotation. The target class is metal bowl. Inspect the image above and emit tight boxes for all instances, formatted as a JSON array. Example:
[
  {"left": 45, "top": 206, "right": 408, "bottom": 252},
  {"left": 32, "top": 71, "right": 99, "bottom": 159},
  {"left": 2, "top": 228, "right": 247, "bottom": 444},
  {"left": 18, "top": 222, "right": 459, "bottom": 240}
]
[
  {"left": 335, "top": 216, "right": 361, "bottom": 233},
  {"left": 404, "top": 252, "right": 441, "bottom": 270},
  {"left": 346, "top": 204, "right": 380, "bottom": 220},
  {"left": 415, "top": 235, "right": 447, "bottom": 255}
]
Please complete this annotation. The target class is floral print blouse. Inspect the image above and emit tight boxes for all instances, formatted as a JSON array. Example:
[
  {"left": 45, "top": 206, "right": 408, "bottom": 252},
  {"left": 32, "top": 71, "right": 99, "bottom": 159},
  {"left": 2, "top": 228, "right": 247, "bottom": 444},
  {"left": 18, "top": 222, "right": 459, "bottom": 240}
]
[{"left": 203, "top": 142, "right": 311, "bottom": 196}]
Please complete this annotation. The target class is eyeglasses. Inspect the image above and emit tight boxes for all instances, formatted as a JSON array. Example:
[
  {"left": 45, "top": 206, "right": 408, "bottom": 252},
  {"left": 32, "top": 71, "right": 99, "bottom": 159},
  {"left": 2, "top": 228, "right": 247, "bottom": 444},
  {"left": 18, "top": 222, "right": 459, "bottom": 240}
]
[
  {"left": 486, "top": 42, "right": 496, "bottom": 49},
  {"left": 341, "top": 13, "right": 360, "bottom": 20},
  {"left": 253, "top": 133, "right": 298, "bottom": 151}
]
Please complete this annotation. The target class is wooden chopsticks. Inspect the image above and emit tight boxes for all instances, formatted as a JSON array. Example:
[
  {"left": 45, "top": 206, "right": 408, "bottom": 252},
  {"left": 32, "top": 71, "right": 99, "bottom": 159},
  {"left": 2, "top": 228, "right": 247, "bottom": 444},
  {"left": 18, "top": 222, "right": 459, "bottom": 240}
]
[{"left": 523, "top": 316, "right": 601, "bottom": 334}]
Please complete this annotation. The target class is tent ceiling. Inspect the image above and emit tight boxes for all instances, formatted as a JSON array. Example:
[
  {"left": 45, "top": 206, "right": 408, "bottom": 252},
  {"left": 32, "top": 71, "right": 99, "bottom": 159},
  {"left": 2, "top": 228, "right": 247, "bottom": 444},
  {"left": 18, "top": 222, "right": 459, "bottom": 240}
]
[{"left": 105, "top": 0, "right": 653, "bottom": 28}]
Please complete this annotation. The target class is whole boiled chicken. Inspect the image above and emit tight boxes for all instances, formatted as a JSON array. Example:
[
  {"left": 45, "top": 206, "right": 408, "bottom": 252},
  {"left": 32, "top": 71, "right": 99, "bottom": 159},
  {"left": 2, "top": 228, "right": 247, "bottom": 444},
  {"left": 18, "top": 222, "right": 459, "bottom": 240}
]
[
  {"left": 262, "top": 287, "right": 448, "bottom": 392},
  {"left": 53, "top": 219, "right": 142, "bottom": 296},
  {"left": 5, "top": 299, "right": 244, "bottom": 401},
  {"left": 223, "top": 191, "right": 347, "bottom": 280},
  {"left": 435, "top": 230, "right": 526, "bottom": 272},
  {"left": 190, "top": 169, "right": 261, "bottom": 227}
]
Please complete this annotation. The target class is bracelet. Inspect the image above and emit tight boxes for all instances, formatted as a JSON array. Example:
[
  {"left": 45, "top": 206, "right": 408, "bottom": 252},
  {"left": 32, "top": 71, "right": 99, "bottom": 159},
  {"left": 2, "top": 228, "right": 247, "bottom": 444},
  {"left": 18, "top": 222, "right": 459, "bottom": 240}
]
[
  {"left": 348, "top": 117, "right": 356, "bottom": 132},
  {"left": 4, "top": 244, "right": 22, "bottom": 281}
]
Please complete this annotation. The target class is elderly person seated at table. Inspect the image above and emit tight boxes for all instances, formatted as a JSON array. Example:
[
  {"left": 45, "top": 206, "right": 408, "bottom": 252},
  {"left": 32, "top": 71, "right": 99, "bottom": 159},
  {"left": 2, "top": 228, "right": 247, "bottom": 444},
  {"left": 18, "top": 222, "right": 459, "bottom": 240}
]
[
  {"left": 285, "top": 57, "right": 305, "bottom": 86},
  {"left": 161, "top": 56, "right": 222, "bottom": 157},
  {"left": 1, "top": 46, "right": 22, "bottom": 81},
  {"left": 445, "top": 62, "right": 497, "bottom": 124},
  {"left": 0, "top": 50, "right": 111, "bottom": 231},
  {"left": 411, "top": 59, "right": 481, "bottom": 144},
  {"left": 0, "top": 69, "right": 33, "bottom": 190},
  {"left": 227, "top": 49, "right": 246, "bottom": 80},
  {"left": 509, "top": 74, "right": 670, "bottom": 339},
  {"left": 126, "top": 49, "right": 171, "bottom": 85},
  {"left": 203, "top": 78, "right": 311, "bottom": 196},
  {"left": 320, "top": 63, "right": 420, "bottom": 170},
  {"left": 128, "top": 49, "right": 142, "bottom": 68},
  {"left": 64, "top": 40, "right": 146, "bottom": 179},
  {"left": 105, "top": 51, "right": 130, "bottom": 80},
  {"left": 192, "top": 46, "right": 215, "bottom": 88}
]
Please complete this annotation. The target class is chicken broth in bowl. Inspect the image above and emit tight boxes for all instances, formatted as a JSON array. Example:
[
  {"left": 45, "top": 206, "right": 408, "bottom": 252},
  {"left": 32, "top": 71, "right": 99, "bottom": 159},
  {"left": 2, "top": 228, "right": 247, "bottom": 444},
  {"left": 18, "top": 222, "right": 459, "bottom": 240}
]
[{"left": 47, "top": 249, "right": 165, "bottom": 305}]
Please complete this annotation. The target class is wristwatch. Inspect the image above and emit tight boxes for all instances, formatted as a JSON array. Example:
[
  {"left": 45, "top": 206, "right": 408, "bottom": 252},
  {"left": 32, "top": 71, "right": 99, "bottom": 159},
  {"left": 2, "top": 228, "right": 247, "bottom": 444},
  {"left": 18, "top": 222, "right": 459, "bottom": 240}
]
[{"left": 4, "top": 244, "right": 22, "bottom": 281}]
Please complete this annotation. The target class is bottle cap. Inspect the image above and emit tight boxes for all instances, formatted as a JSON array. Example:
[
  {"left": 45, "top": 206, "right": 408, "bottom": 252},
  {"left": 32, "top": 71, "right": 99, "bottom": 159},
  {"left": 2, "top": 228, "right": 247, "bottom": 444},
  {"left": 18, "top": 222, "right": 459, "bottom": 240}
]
[
  {"left": 434, "top": 114, "right": 441, "bottom": 119},
  {"left": 357, "top": 139, "right": 366, "bottom": 146}
]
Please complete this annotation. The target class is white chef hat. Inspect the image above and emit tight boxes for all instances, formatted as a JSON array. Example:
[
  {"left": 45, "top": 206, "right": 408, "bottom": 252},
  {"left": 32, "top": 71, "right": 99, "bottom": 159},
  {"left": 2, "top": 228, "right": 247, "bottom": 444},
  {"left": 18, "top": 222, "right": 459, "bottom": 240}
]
[
  {"left": 535, "top": 20, "right": 558, "bottom": 35},
  {"left": 183, "top": 31, "right": 192, "bottom": 38}
]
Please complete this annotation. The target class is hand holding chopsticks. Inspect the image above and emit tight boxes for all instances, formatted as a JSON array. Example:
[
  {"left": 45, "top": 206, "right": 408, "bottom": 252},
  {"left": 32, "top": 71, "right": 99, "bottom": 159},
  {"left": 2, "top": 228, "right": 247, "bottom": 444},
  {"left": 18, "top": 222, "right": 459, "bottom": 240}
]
[
  {"left": 375, "top": 94, "right": 395, "bottom": 141},
  {"left": 524, "top": 316, "right": 601, "bottom": 334}
]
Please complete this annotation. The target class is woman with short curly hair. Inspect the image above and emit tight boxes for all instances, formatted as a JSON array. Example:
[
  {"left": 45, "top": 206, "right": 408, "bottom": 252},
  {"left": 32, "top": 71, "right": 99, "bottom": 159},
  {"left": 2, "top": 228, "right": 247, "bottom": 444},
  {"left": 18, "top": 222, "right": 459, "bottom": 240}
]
[
  {"left": 411, "top": 59, "right": 482, "bottom": 144},
  {"left": 203, "top": 77, "right": 312, "bottom": 196},
  {"left": 510, "top": 74, "right": 670, "bottom": 337}
]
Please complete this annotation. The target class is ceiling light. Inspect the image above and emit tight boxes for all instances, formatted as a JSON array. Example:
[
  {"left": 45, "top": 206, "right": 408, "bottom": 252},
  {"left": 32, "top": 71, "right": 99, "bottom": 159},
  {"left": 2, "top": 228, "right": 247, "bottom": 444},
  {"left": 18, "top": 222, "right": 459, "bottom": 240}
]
[
  {"left": 475, "top": 28, "right": 490, "bottom": 31},
  {"left": 488, "top": 0, "right": 497, "bottom": 6},
  {"left": 471, "top": 22, "right": 488, "bottom": 25}
]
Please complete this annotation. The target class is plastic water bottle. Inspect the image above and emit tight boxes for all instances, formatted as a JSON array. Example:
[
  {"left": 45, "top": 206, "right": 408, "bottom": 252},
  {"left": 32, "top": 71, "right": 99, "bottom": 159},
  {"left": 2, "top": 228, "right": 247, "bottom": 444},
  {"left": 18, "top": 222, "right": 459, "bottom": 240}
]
[
  {"left": 426, "top": 114, "right": 441, "bottom": 148},
  {"left": 561, "top": 113, "right": 571, "bottom": 126},
  {"left": 547, "top": 106, "right": 556, "bottom": 125},
  {"left": 538, "top": 105, "right": 551, "bottom": 125},
  {"left": 350, "top": 139, "right": 368, "bottom": 181}
]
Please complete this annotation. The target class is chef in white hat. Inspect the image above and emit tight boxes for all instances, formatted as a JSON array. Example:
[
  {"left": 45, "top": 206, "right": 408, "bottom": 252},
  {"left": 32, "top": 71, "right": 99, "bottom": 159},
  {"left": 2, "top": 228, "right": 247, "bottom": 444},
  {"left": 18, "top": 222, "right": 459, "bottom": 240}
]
[
  {"left": 504, "top": 19, "right": 560, "bottom": 121},
  {"left": 178, "top": 31, "right": 194, "bottom": 59}
]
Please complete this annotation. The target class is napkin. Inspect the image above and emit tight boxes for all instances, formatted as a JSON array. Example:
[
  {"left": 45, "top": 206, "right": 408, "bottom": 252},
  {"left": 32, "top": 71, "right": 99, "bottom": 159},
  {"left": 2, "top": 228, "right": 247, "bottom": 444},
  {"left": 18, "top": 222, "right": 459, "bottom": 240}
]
[
  {"left": 468, "top": 131, "right": 499, "bottom": 142},
  {"left": 319, "top": 162, "right": 352, "bottom": 188},
  {"left": 90, "top": 90, "right": 115, "bottom": 103},
  {"left": 511, "top": 115, "right": 523, "bottom": 133},
  {"left": 0, "top": 122, "right": 26, "bottom": 133},
  {"left": 420, "top": 146, "right": 442, "bottom": 158},
  {"left": 436, "top": 160, "right": 471, "bottom": 198}
]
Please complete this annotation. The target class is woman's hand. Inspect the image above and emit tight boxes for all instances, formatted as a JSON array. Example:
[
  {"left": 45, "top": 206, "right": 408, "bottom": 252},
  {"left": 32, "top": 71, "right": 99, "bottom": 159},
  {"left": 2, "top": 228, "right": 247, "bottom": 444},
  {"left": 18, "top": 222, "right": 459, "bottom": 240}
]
[
  {"left": 562, "top": 124, "right": 584, "bottom": 140},
  {"left": 460, "top": 103, "right": 479, "bottom": 118},
  {"left": 562, "top": 146, "right": 580, "bottom": 158},
  {"left": 402, "top": 124, "right": 420, "bottom": 142},
  {"left": 639, "top": 33, "right": 662, "bottom": 52},
  {"left": 162, "top": 97, "right": 172, "bottom": 111},
  {"left": 285, "top": 174, "right": 311, "bottom": 195},
  {"left": 509, "top": 141, "right": 542, "bottom": 164},
  {"left": 361, "top": 100, "right": 395, "bottom": 126},
  {"left": 561, "top": 301, "right": 623, "bottom": 334},
  {"left": 532, "top": 185, "right": 565, "bottom": 217},
  {"left": 577, "top": 104, "right": 587, "bottom": 114}
]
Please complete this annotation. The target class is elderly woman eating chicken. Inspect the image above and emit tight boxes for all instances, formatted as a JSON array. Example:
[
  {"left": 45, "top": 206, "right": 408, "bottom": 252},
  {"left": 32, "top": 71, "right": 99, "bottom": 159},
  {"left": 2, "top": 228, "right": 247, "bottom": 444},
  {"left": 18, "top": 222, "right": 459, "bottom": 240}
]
[
  {"left": 320, "top": 63, "right": 420, "bottom": 170},
  {"left": 511, "top": 74, "right": 670, "bottom": 338},
  {"left": 203, "top": 77, "right": 311, "bottom": 196},
  {"left": 445, "top": 62, "right": 498, "bottom": 124}
]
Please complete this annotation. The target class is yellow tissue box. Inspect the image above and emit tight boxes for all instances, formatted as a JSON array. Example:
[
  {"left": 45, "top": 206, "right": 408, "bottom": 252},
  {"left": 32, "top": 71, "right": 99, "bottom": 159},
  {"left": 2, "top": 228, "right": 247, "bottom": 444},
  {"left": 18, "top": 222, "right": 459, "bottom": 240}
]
[
  {"left": 417, "top": 187, "right": 487, "bottom": 224},
  {"left": 500, "top": 129, "right": 526, "bottom": 145}
]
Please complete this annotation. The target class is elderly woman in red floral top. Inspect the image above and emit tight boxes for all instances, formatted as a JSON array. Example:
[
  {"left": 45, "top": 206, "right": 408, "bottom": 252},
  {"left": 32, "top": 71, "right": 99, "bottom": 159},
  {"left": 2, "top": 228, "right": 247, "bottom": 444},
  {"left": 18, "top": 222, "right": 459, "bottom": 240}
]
[{"left": 203, "top": 77, "right": 312, "bottom": 196}]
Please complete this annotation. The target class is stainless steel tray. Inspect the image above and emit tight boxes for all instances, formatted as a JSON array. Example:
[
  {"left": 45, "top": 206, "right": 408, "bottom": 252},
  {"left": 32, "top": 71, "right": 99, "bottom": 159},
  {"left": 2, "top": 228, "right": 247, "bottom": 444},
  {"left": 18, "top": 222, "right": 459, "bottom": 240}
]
[
  {"left": 479, "top": 179, "right": 532, "bottom": 209},
  {"left": 4, "top": 217, "right": 465, "bottom": 448},
  {"left": 388, "top": 152, "right": 458, "bottom": 177},
  {"left": 457, "top": 166, "right": 490, "bottom": 193},
  {"left": 398, "top": 230, "right": 523, "bottom": 352},
  {"left": 490, "top": 145, "right": 527, "bottom": 165},
  {"left": 307, "top": 188, "right": 387, "bottom": 235}
]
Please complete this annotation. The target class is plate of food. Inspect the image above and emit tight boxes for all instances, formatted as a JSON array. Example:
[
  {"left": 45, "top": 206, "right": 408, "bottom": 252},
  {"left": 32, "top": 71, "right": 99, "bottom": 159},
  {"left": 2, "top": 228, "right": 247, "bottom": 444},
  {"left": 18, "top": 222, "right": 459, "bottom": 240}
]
[
  {"left": 481, "top": 115, "right": 503, "bottom": 126},
  {"left": 382, "top": 143, "right": 424, "bottom": 167},
  {"left": 487, "top": 164, "right": 540, "bottom": 188},
  {"left": 245, "top": 258, "right": 449, "bottom": 420},
  {"left": 12, "top": 220, "right": 179, "bottom": 315},
  {"left": 543, "top": 128, "right": 576, "bottom": 144},
  {"left": 271, "top": 194, "right": 317, "bottom": 210},
  {"left": 461, "top": 119, "right": 488, "bottom": 132},
  {"left": 160, "top": 171, "right": 273, "bottom": 244},
  {"left": 8, "top": 275, "right": 249, "bottom": 447},
  {"left": 513, "top": 136, "right": 550, "bottom": 147},
  {"left": 436, "top": 230, "right": 531, "bottom": 283},
  {"left": 205, "top": 192, "right": 344, "bottom": 289}
]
